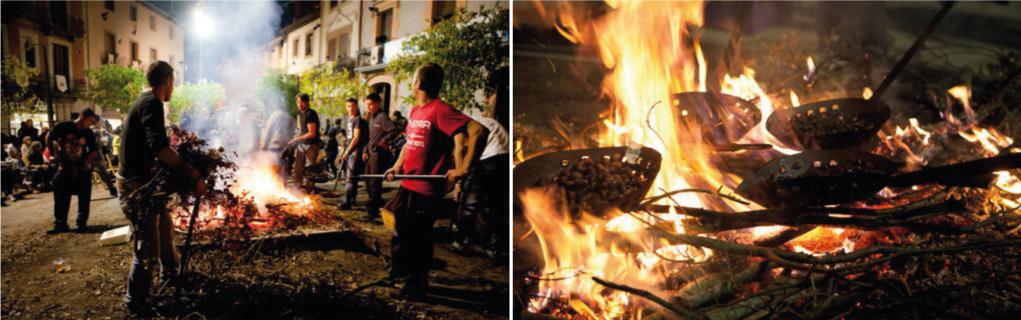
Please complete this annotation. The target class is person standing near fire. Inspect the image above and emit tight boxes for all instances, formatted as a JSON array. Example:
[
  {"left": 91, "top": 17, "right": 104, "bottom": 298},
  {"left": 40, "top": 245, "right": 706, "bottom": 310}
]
[
  {"left": 324, "top": 118, "right": 343, "bottom": 178},
  {"left": 383, "top": 63, "right": 489, "bottom": 297},
  {"left": 363, "top": 93, "right": 399, "bottom": 219},
  {"left": 339, "top": 98, "right": 367, "bottom": 210},
  {"left": 45, "top": 108, "right": 99, "bottom": 234},
  {"left": 117, "top": 61, "right": 208, "bottom": 315},
  {"left": 288, "top": 93, "right": 322, "bottom": 194}
]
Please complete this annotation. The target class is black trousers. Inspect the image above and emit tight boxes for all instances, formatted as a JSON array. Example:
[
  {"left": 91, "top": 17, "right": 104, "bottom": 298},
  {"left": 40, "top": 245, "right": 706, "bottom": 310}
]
[
  {"left": 324, "top": 150, "right": 338, "bottom": 176},
  {"left": 365, "top": 150, "right": 392, "bottom": 216},
  {"left": 385, "top": 187, "right": 439, "bottom": 286},
  {"left": 52, "top": 168, "right": 92, "bottom": 228},
  {"left": 456, "top": 154, "right": 510, "bottom": 249}
]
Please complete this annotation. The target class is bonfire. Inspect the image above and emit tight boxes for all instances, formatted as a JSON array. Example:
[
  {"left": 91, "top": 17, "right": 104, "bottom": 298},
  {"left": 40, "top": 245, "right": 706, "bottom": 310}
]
[{"left": 514, "top": 1, "right": 1021, "bottom": 319}]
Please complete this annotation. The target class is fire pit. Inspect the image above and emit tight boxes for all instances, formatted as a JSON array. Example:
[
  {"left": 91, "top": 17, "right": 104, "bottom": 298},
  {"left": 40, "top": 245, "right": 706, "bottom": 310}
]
[
  {"left": 513, "top": 1, "right": 1021, "bottom": 319},
  {"left": 131, "top": 131, "right": 332, "bottom": 244}
]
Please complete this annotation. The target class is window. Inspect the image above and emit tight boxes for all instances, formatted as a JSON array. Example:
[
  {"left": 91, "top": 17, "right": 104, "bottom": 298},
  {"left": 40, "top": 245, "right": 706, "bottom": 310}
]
[
  {"left": 337, "top": 32, "right": 350, "bottom": 60},
  {"left": 104, "top": 0, "right": 114, "bottom": 11},
  {"left": 149, "top": 48, "right": 157, "bottom": 63},
  {"left": 51, "top": 1, "right": 69, "bottom": 30},
  {"left": 149, "top": 15, "right": 156, "bottom": 31},
  {"left": 104, "top": 32, "right": 116, "bottom": 56},
  {"left": 304, "top": 33, "right": 312, "bottom": 56},
  {"left": 377, "top": 8, "right": 393, "bottom": 42},
  {"left": 52, "top": 44, "right": 70, "bottom": 79},
  {"left": 292, "top": 39, "right": 299, "bottom": 57},
  {"left": 326, "top": 37, "right": 336, "bottom": 61},
  {"left": 22, "top": 36, "right": 37, "bottom": 68},
  {"left": 130, "top": 41, "right": 138, "bottom": 61},
  {"left": 431, "top": 0, "right": 456, "bottom": 24},
  {"left": 130, "top": 5, "right": 137, "bottom": 21},
  {"left": 305, "top": 33, "right": 314, "bottom": 57}
]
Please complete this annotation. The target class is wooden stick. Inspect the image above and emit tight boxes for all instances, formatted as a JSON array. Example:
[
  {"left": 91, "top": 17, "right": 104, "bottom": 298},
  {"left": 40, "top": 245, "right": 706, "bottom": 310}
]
[{"left": 591, "top": 276, "right": 704, "bottom": 319}]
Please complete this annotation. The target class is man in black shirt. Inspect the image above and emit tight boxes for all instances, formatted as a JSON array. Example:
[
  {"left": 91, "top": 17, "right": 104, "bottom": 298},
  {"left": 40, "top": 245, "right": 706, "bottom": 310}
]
[
  {"left": 18, "top": 119, "right": 39, "bottom": 143},
  {"left": 363, "top": 93, "right": 399, "bottom": 218},
  {"left": 45, "top": 108, "right": 98, "bottom": 234},
  {"left": 339, "top": 98, "right": 367, "bottom": 210},
  {"left": 392, "top": 110, "right": 408, "bottom": 132},
  {"left": 288, "top": 93, "right": 321, "bottom": 193},
  {"left": 118, "top": 61, "right": 208, "bottom": 315}
]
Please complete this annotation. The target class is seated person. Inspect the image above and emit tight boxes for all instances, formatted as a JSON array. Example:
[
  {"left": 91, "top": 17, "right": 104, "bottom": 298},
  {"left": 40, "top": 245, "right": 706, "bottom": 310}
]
[{"left": 23, "top": 141, "right": 54, "bottom": 192}]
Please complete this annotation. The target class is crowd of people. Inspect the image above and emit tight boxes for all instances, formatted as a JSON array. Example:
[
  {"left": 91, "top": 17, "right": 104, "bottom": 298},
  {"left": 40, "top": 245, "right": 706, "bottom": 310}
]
[
  {"left": 4, "top": 60, "right": 508, "bottom": 315},
  {"left": 2, "top": 115, "right": 120, "bottom": 207}
]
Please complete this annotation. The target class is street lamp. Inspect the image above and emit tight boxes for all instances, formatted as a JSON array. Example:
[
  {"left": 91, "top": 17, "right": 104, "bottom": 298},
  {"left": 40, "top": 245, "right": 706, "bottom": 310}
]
[{"left": 192, "top": 4, "right": 214, "bottom": 81}]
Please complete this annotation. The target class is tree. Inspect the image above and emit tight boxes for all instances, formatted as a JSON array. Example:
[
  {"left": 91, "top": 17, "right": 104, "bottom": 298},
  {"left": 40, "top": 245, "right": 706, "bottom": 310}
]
[
  {"left": 84, "top": 64, "right": 146, "bottom": 115},
  {"left": 168, "top": 82, "right": 226, "bottom": 124},
  {"left": 256, "top": 69, "right": 300, "bottom": 117},
  {"left": 387, "top": 6, "right": 509, "bottom": 112},
  {"left": 1, "top": 53, "right": 39, "bottom": 112},
  {"left": 299, "top": 62, "right": 369, "bottom": 119}
]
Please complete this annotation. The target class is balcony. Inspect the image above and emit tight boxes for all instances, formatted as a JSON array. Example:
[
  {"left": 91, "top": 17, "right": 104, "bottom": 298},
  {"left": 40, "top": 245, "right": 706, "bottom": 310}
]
[
  {"left": 49, "top": 18, "right": 86, "bottom": 40},
  {"left": 353, "top": 36, "right": 414, "bottom": 74}
]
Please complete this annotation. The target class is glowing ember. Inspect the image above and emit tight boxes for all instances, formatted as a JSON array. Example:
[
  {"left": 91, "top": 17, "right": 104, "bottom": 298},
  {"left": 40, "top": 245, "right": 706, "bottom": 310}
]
[
  {"left": 234, "top": 151, "right": 314, "bottom": 212},
  {"left": 174, "top": 151, "right": 319, "bottom": 232}
]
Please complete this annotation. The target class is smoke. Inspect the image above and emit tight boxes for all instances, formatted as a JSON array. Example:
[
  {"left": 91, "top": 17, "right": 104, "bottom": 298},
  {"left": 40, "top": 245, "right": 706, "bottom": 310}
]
[{"left": 177, "top": 0, "right": 288, "bottom": 162}]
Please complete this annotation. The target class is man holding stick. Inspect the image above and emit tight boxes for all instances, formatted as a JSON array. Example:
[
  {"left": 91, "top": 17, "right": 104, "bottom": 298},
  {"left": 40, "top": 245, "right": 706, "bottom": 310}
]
[
  {"left": 363, "top": 92, "right": 399, "bottom": 219},
  {"left": 118, "top": 61, "right": 207, "bottom": 315},
  {"left": 289, "top": 93, "right": 322, "bottom": 194},
  {"left": 383, "top": 63, "right": 489, "bottom": 297}
]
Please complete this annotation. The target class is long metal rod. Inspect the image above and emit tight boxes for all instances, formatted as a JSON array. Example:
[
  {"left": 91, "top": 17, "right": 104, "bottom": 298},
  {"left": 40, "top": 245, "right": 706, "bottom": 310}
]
[
  {"left": 355, "top": 174, "right": 447, "bottom": 180},
  {"left": 179, "top": 195, "right": 202, "bottom": 275},
  {"left": 871, "top": 1, "right": 955, "bottom": 100}
]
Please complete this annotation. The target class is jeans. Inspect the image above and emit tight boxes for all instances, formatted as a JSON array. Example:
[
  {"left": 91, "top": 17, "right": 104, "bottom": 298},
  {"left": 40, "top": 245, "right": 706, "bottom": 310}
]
[
  {"left": 52, "top": 167, "right": 93, "bottom": 228},
  {"left": 385, "top": 187, "right": 439, "bottom": 287},
  {"left": 365, "top": 151, "right": 391, "bottom": 216},
  {"left": 343, "top": 150, "right": 364, "bottom": 207},
  {"left": 118, "top": 176, "right": 178, "bottom": 308}
]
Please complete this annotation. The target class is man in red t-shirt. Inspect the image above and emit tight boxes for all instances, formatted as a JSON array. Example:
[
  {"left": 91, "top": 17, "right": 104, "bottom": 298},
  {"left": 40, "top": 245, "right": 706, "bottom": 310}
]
[{"left": 384, "top": 63, "right": 489, "bottom": 297}]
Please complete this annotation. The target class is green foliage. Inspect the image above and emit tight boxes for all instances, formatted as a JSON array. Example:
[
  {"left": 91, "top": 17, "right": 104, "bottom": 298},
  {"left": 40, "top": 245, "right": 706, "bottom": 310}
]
[
  {"left": 387, "top": 6, "right": 509, "bottom": 112},
  {"left": 299, "top": 62, "right": 369, "bottom": 119},
  {"left": 84, "top": 64, "right": 146, "bottom": 114},
  {"left": 168, "top": 82, "right": 226, "bottom": 124},
  {"left": 1, "top": 53, "right": 39, "bottom": 112},
  {"left": 257, "top": 69, "right": 300, "bottom": 117}
]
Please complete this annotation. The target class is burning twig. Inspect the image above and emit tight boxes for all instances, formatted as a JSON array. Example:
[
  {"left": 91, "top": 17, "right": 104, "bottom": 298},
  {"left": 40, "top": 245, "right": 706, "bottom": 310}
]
[{"left": 590, "top": 276, "right": 703, "bottom": 319}]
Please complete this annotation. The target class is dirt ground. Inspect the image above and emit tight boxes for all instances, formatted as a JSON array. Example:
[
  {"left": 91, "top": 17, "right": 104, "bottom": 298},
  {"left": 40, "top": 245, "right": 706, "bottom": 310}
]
[{"left": 1, "top": 181, "right": 509, "bottom": 319}]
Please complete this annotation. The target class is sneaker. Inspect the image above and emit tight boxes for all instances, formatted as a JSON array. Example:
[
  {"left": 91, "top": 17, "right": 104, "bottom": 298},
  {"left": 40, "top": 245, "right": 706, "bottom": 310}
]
[{"left": 46, "top": 225, "right": 71, "bottom": 234}]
